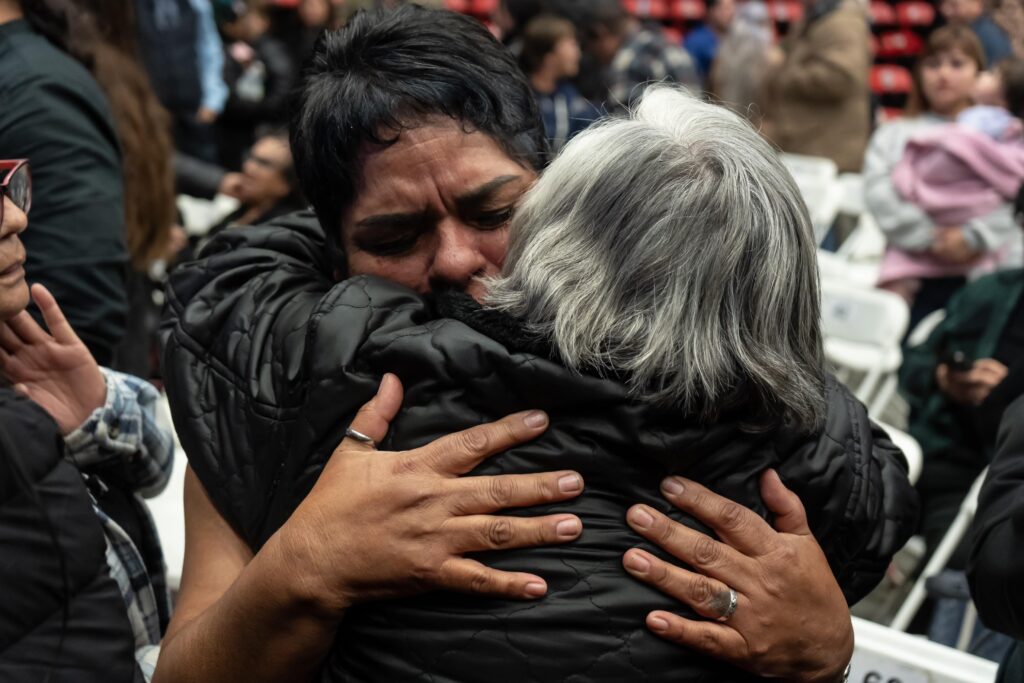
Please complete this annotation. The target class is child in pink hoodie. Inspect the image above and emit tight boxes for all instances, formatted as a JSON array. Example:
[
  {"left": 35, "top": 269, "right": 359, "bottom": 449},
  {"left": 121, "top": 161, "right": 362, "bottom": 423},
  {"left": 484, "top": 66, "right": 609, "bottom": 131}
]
[{"left": 881, "top": 58, "right": 1024, "bottom": 302}]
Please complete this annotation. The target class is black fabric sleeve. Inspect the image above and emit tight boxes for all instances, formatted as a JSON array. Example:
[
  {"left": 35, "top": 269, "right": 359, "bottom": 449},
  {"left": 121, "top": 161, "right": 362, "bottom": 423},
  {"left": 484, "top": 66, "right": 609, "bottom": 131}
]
[{"left": 967, "top": 395, "right": 1024, "bottom": 639}]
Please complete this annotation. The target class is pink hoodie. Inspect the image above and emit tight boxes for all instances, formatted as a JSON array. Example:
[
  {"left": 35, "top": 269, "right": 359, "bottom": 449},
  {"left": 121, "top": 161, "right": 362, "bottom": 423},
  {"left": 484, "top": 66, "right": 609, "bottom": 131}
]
[{"left": 880, "top": 122, "right": 1024, "bottom": 284}]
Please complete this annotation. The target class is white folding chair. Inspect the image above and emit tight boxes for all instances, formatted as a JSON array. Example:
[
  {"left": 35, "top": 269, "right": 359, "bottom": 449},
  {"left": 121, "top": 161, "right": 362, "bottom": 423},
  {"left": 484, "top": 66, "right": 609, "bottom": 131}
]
[
  {"left": 890, "top": 470, "right": 988, "bottom": 634},
  {"left": 876, "top": 421, "right": 922, "bottom": 486},
  {"left": 820, "top": 280, "right": 910, "bottom": 418},
  {"left": 906, "top": 308, "right": 947, "bottom": 349},
  {"left": 781, "top": 153, "right": 843, "bottom": 246}
]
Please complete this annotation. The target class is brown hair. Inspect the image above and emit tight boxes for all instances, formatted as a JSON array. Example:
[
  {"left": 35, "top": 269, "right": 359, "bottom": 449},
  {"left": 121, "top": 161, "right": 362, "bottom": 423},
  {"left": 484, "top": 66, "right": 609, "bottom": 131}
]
[
  {"left": 1000, "top": 57, "right": 1024, "bottom": 119},
  {"left": 905, "top": 26, "right": 986, "bottom": 116},
  {"left": 519, "top": 14, "right": 577, "bottom": 75},
  {"left": 23, "top": 0, "right": 177, "bottom": 269}
]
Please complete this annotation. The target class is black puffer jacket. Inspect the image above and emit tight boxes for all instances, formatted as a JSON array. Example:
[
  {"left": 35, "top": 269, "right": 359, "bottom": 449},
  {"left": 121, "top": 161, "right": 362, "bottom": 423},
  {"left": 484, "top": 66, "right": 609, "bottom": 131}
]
[
  {"left": 161, "top": 212, "right": 919, "bottom": 683},
  {"left": 0, "top": 390, "right": 137, "bottom": 682}
]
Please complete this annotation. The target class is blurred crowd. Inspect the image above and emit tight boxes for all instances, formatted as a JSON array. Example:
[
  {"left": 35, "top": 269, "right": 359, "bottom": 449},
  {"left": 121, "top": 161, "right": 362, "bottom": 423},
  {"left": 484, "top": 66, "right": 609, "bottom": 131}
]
[{"left": 0, "top": 0, "right": 1023, "bottom": 680}]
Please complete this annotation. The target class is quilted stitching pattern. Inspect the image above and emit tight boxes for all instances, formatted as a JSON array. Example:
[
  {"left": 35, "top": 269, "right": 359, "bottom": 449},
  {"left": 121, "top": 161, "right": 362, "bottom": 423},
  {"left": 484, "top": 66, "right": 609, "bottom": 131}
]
[{"left": 161, "top": 213, "right": 920, "bottom": 682}]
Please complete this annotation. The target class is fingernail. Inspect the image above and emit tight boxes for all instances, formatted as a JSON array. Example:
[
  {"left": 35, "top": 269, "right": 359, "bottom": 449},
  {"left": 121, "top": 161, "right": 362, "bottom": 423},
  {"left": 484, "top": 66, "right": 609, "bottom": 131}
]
[
  {"left": 556, "top": 518, "right": 581, "bottom": 538},
  {"left": 378, "top": 373, "right": 393, "bottom": 394},
  {"left": 661, "top": 477, "right": 684, "bottom": 496},
  {"left": 558, "top": 473, "right": 582, "bottom": 493},
  {"left": 629, "top": 506, "right": 654, "bottom": 529},
  {"left": 525, "top": 581, "right": 547, "bottom": 597},
  {"left": 648, "top": 615, "right": 669, "bottom": 632},
  {"left": 523, "top": 411, "right": 548, "bottom": 429},
  {"left": 625, "top": 551, "right": 650, "bottom": 573}
]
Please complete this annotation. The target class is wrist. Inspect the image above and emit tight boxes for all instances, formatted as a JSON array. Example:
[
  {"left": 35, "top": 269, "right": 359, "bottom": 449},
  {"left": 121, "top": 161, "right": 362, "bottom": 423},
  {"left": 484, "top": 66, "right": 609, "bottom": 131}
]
[{"left": 270, "top": 518, "right": 355, "bottom": 619}]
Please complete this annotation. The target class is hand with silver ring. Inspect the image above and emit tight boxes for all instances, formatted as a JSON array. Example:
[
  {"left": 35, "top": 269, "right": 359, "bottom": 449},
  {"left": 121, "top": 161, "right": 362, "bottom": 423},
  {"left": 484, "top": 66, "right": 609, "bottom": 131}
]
[{"left": 621, "top": 472, "right": 853, "bottom": 683}]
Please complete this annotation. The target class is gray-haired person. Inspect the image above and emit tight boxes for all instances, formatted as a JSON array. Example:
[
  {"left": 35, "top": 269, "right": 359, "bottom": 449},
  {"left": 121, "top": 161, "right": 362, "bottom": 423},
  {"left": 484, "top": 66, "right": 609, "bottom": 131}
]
[{"left": 161, "top": 74, "right": 918, "bottom": 681}]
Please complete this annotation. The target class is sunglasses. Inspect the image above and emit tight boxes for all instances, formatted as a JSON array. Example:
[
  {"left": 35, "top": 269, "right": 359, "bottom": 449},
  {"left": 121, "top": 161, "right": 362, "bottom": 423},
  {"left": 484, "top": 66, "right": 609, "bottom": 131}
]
[{"left": 0, "top": 160, "right": 31, "bottom": 227}]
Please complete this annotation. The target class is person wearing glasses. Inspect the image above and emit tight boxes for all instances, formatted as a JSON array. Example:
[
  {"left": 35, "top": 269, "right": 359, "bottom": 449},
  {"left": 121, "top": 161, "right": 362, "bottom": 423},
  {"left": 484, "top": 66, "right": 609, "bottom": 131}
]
[
  {"left": 0, "top": 160, "right": 177, "bottom": 681},
  {"left": 199, "top": 129, "right": 305, "bottom": 248}
]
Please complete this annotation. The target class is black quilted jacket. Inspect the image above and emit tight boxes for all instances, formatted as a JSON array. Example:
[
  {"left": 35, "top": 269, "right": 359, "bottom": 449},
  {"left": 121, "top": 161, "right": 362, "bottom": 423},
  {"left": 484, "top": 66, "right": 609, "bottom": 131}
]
[
  {"left": 0, "top": 390, "right": 137, "bottom": 682},
  {"left": 161, "top": 212, "right": 919, "bottom": 683}
]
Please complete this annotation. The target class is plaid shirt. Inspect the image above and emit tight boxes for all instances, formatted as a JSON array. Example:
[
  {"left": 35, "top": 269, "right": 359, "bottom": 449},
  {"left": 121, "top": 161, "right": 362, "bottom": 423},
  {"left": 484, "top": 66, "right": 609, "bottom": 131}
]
[
  {"left": 607, "top": 28, "right": 699, "bottom": 111},
  {"left": 64, "top": 368, "right": 174, "bottom": 680}
]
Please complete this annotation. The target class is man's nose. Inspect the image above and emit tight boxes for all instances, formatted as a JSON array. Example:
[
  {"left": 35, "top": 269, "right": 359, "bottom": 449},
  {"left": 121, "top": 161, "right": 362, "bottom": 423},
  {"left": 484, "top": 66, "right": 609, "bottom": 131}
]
[
  {"left": 1, "top": 198, "right": 28, "bottom": 238},
  {"left": 428, "top": 220, "right": 487, "bottom": 290}
]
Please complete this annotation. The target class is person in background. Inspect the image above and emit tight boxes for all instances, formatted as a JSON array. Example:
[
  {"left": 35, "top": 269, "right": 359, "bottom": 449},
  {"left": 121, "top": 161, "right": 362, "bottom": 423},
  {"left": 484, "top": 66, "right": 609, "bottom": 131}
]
[
  {"left": 0, "top": 0, "right": 128, "bottom": 366},
  {"left": 201, "top": 129, "right": 305, "bottom": 245},
  {"left": 969, "top": 396, "right": 1024, "bottom": 681},
  {"left": 0, "top": 160, "right": 174, "bottom": 681},
  {"left": 709, "top": 0, "right": 774, "bottom": 123},
  {"left": 216, "top": 1, "right": 296, "bottom": 171},
  {"left": 993, "top": 0, "right": 1024, "bottom": 59},
  {"left": 865, "top": 27, "right": 1019, "bottom": 331},
  {"left": 518, "top": 15, "right": 599, "bottom": 152},
  {"left": 684, "top": 0, "right": 736, "bottom": 85},
  {"left": 134, "top": 0, "right": 228, "bottom": 162},
  {"left": 761, "top": 0, "right": 872, "bottom": 172},
  {"left": 53, "top": 0, "right": 180, "bottom": 379},
  {"left": 941, "top": 0, "right": 1013, "bottom": 68},
  {"left": 881, "top": 57, "right": 1024, "bottom": 312},
  {"left": 493, "top": 0, "right": 544, "bottom": 53},
  {"left": 581, "top": 0, "right": 699, "bottom": 110}
]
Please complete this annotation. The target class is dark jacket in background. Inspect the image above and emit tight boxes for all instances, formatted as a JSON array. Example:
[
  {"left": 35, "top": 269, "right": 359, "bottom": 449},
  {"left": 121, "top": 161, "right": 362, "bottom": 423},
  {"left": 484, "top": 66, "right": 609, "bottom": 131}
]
[
  {"left": 161, "top": 212, "right": 918, "bottom": 683},
  {"left": 0, "top": 390, "right": 137, "bottom": 682},
  {"left": 216, "top": 34, "right": 296, "bottom": 170},
  {"left": 0, "top": 20, "right": 128, "bottom": 367},
  {"left": 968, "top": 395, "right": 1024, "bottom": 682}
]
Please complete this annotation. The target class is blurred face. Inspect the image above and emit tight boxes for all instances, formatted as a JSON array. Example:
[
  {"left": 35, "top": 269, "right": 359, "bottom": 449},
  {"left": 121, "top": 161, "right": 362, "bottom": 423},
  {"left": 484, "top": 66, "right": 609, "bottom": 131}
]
[
  {"left": 920, "top": 47, "right": 980, "bottom": 115},
  {"left": 239, "top": 137, "right": 294, "bottom": 206},
  {"left": 550, "top": 36, "right": 581, "bottom": 78},
  {"left": 299, "top": 0, "right": 331, "bottom": 28},
  {"left": 342, "top": 119, "right": 536, "bottom": 301},
  {"left": 940, "top": 0, "right": 984, "bottom": 23},
  {"left": 710, "top": 0, "right": 736, "bottom": 32},
  {"left": 0, "top": 197, "right": 28, "bottom": 321},
  {"left": 587, "top": 25, "right": 622, "bottom": 65}
]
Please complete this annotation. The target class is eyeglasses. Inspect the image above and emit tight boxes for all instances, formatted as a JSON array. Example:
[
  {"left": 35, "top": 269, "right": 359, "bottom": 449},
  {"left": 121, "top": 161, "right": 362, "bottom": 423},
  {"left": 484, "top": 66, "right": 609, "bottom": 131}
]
[{"left": 0, "top": 160, "right": 31, "bottom": 227}]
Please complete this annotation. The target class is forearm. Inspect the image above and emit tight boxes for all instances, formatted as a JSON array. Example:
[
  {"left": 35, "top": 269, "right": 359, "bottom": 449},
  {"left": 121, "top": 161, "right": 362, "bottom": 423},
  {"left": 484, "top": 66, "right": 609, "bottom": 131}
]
[{"left": 153, "top": 532, "right": 342, "bottom": 683}]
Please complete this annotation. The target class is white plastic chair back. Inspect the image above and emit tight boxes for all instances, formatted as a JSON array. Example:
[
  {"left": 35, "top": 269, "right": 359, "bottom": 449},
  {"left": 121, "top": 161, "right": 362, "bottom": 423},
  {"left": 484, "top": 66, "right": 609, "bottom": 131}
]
[
  {"left": 876, "top": 421, "right": 922, "bottom": 485},
  {"left": 781, "top": 153, "right": 842, "bottom": 245},
  {"left": 906, "top": 308, "right": 947, "bottom": 348},
  {"left": 836, "top": 212, "right": 887, "bottom": 263},
  {"left": 820, "top": 280, "right": 909, "bottom": 348}
]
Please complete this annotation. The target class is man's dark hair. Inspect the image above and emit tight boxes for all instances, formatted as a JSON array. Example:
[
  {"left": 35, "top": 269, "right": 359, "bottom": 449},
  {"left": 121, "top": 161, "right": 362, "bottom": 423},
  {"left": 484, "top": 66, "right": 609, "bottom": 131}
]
[
  {"left": 519, "top": 14, "right": 576, "bottom": 75},
  {"left": 290, "top": 5, "right": 548, "bottom": 256}
]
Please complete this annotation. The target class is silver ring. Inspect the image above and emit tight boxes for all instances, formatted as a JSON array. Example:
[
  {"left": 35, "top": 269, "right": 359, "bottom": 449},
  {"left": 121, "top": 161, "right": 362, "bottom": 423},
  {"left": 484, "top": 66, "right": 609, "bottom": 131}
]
[
  {"left": 345, "top": 427, "right": 376, "bottom": 448},
  {"left": 714, "top": 588, "right": 739, "bottom": 622}
]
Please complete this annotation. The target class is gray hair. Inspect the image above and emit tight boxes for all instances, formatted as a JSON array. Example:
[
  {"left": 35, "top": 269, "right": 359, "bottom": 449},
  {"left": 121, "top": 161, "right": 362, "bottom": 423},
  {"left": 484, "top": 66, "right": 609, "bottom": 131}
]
[{"left": 485, "top": 85, "right": 826, "bottom": 433}]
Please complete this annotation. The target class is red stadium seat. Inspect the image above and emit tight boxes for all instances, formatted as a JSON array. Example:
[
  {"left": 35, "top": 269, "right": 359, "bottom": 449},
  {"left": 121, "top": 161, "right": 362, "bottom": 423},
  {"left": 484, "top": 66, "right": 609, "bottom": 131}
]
[
  {"left": 663, "top": 25, "right": 685, "bottom": 44},
  {"left": 876, "top": 30, "right": 924, "bottom": 59},
  {"left": 895, "top": 1, "right": 935, "bottom": 27},
  {"left": 869, "top": 1, "right": 897, "bottom": 27},
  {"left": 879, "top": 107, "right": 905, "bottom": 123},
  {"left": 665, "top": 0, "right": 706, "bottom": 21},
  {"left": 623, "top": 0, "right": 669, "bottom": 19},
  {"left": 870, "top": 64, "right": 913, "bottom": 95}
]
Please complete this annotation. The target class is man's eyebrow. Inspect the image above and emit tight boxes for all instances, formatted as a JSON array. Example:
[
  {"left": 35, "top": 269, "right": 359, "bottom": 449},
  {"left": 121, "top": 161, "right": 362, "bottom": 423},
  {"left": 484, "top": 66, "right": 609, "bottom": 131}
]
[
  {"left": 354, "top": 211, "right": 431, "bottom": 231},
  {"left": 455, "top": 175, "right": 522, "bottom": 206}
]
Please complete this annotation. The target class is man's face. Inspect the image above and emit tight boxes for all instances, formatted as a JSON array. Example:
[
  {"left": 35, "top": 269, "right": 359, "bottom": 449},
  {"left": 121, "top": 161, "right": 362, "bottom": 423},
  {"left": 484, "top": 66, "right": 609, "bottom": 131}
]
[
  {"left": 0, "top": 197, "right": 28, "bottom": 321},
  {"left": 342, "top": 120, "right": 536, "bottom": 302},
  {"left": 710, "top": 0, "right": 736, "bottom": 32},
  {"left": 239, "top": 137, "right": 294, "bottom": 207}
]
